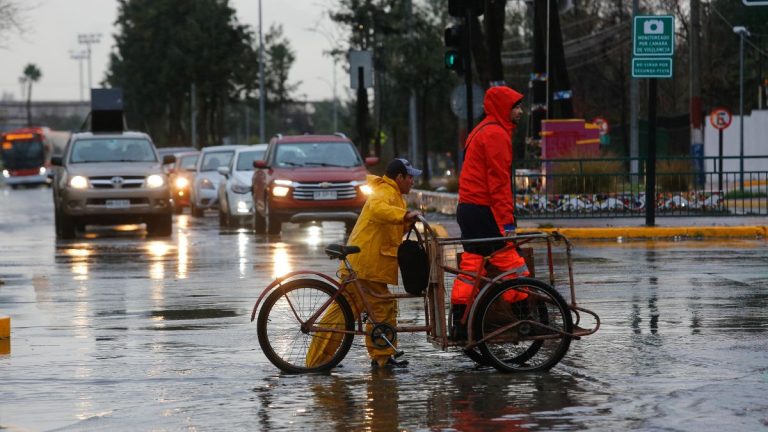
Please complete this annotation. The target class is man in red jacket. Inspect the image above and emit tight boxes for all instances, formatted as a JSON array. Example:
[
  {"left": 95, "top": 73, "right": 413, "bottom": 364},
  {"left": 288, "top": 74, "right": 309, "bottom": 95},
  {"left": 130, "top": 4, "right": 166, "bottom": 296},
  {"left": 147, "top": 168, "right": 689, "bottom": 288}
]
[{"left": 451, "top": 86, "right": 529, "bottom": 340}]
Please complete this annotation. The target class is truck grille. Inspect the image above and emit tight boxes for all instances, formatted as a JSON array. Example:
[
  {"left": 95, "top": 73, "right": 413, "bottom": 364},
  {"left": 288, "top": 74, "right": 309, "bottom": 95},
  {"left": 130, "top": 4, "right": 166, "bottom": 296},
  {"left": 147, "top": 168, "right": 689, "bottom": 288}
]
[
  {"left": 89, "top": 176, "right": 146, "bottom": 189},
  {"left": 292, "top": 181, "right": 358, "bottom": 200}
]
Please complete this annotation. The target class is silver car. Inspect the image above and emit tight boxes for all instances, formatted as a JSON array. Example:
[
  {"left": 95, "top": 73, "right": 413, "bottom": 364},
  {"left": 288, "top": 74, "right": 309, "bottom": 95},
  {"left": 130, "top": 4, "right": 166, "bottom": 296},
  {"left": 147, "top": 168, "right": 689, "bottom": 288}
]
[
  {"left": 189, "top": 144, "right": 246, "bottom": 217},
  {"left": 217, "top": 144, "right": 267, "bottom": 227}
]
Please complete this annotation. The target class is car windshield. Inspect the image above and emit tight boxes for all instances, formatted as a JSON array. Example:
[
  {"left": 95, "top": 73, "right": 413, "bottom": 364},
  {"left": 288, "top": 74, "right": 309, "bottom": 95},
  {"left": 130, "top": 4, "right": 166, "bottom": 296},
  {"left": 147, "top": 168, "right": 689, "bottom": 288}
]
[
  {"left": 200, "top": 151, "right": 234, "bottom": 172},
  {"left": 69, "top": 138, "right": 157, "bottom": 163},
  {"left": 274, "top": 142, "right": 361, "bottom": 168},
  {"left": 180, "top": 155, "right": 198, "bottom": 170},
  {"left": 236, "top": 150, "right": 265, "bottom": 171}
]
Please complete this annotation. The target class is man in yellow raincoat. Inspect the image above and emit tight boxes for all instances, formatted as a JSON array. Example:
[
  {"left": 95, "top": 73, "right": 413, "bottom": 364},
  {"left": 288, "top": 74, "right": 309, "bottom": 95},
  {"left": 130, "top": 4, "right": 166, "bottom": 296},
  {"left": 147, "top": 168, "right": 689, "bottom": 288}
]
[{"left": 306, "top": 158, "right": 422, "bottom": 369}]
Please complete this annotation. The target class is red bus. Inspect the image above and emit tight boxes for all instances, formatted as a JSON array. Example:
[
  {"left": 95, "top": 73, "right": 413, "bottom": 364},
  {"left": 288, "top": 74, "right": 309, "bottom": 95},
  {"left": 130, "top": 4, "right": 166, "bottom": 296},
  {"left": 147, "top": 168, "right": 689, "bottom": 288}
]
[{"left": 1, "top": 127, "right": 69, "bottom": 188}]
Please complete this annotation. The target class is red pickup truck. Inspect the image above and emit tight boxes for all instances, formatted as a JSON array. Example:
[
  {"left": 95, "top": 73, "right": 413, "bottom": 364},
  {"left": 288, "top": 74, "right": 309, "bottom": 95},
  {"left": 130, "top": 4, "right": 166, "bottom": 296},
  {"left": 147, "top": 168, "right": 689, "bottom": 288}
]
[{"left": 251, "top": 133, "right": 378, "bottom": 234}]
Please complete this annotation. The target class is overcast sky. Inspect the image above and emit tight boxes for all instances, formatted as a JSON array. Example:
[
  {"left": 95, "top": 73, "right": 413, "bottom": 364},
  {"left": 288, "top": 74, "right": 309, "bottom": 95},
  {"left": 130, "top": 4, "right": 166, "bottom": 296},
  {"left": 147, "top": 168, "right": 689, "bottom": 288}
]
[{"left": 0, "top": 0, "right": 346, "bottom": 103}]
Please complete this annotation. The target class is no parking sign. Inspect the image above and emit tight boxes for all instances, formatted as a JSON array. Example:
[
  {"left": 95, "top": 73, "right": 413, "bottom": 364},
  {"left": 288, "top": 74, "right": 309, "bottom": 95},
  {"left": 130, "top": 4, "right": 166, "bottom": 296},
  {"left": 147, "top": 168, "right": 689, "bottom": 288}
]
[{"left": 709, "top": 107, "right": 732, "bottom": 130}]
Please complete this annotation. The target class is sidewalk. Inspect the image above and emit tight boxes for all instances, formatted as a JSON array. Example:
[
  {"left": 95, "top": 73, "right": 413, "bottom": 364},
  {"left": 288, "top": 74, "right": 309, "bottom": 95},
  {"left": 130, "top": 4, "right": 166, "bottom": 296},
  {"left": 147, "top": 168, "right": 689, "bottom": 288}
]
[{"left": 427, "top": 215, "right": 767, "bottom": 239}]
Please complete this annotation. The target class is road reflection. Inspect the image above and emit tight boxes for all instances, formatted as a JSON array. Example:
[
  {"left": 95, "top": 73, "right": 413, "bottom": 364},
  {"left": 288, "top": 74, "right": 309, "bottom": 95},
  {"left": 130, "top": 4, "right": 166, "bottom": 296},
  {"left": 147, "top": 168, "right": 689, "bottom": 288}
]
[{"left": 271, "top": 243, "right": 292, "bottom": 279}]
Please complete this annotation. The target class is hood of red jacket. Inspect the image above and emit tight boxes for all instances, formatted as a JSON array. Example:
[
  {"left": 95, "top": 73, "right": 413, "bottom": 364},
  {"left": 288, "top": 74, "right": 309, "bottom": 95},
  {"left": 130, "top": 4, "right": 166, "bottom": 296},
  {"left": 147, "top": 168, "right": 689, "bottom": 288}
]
[{"left": 482, "top": 86, "right": 524, "bottom": 132}]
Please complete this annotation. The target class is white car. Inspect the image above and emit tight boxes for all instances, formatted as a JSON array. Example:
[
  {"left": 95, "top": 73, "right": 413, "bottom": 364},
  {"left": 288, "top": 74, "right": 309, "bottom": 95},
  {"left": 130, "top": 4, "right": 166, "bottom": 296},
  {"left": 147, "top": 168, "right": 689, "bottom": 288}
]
[
  {"left": 217, "top": 144, "right": 267, "bottom": 226},
  {"left": 190, "top": 144, "right": 246, "bottom": 217}
]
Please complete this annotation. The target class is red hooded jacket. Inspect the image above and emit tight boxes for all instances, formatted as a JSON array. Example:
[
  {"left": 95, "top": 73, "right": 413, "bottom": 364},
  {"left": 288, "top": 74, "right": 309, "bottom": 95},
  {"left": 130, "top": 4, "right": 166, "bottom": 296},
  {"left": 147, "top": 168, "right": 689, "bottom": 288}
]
[{"left": 458, "top": 86, "right": 523, "bottom": 227}]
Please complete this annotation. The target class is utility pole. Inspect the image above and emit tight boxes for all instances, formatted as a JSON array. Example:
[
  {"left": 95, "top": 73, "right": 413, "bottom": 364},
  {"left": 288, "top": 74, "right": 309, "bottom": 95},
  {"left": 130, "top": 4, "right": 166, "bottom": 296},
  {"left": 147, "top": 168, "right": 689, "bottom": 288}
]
[
  {"left": 78, "top": 33, "right": 101, "bottom": 94},
  {"left": 406, "top": 0, "right": 418, "bottom": 165},
  {"left": 734, "top": 26, "right": 750, "bottom": 194},
  {"left": 690, "top": 0, "right": 703, "bottom": 187},
  {"left": 258, "top": 0, "right": 266, "bottom": 144},
  {"left": 190, "top": 83, "right": 197, "bottom": 149},
  {"left": 630, "top": 0, "right": 640, "bottom": 181},
  {"left": 69, "top": 50, "right": 87, "bottom": 101}
]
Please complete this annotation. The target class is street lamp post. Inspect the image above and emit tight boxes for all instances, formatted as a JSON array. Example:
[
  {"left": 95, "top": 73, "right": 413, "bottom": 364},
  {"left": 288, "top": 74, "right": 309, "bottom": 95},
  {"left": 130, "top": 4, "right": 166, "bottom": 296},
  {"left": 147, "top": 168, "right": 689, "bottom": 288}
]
[
  {"left": 69, "top": 50, "right": 87, "bottom": 101},
  {"left": 78, "top": 33, "right": 102, "bottom": 95},
  {"left": 733, "top": 26, "right": 750, "bottom": 193},
  {"left": 258, "top": 0, "right": 266, "bottom": 144}
]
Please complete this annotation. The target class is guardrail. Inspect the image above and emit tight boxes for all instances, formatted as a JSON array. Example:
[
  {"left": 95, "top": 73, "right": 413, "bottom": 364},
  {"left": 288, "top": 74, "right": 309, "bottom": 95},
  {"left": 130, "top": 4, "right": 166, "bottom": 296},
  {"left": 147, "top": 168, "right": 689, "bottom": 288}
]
[{"left": 407, "top": 156, "right": 768, "bottom": 218}]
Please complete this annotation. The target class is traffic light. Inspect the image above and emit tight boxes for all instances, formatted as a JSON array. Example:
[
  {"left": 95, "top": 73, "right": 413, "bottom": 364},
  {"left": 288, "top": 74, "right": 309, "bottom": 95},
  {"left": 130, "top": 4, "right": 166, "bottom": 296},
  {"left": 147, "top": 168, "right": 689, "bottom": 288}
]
[{"left": 444, "top": 24, "right": 464, "bottom": 74}]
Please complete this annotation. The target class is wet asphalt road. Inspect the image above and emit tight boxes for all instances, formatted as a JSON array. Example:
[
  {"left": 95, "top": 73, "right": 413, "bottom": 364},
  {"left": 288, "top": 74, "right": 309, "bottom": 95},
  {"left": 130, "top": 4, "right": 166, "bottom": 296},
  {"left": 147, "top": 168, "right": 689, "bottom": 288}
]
[{"left": 1, "top": 187, "right": 767, "bottom": 431}]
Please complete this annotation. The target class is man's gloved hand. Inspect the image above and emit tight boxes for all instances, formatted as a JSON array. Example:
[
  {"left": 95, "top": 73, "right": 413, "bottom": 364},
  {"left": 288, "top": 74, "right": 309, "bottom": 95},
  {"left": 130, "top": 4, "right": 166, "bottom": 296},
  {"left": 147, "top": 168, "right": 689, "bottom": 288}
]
[{"left": 503, "top": 223, "right": 516, "bottom": 237}]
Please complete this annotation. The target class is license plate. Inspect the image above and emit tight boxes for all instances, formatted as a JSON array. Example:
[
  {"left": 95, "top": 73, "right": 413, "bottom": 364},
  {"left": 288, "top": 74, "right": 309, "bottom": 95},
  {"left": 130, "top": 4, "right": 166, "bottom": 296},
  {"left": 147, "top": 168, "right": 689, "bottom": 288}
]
[
  {"left": 106, "top": 199, "right": 131, "bottom": 209},
  {"left": 313, "top": 190, "right": 337, "bottom": 200}
]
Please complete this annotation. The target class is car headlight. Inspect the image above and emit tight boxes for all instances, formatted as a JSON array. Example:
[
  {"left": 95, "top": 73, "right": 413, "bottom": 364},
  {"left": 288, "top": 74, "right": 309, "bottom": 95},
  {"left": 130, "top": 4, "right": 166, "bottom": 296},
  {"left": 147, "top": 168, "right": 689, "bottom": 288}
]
[
  {"left": 271, "top": 179, "right": 292, "bottom": 197},
  {"left": 1, "top": 169, "right": 9, "bottom": 178},
  {"left": 352, "top": 180, "right": 373, "bottom": 196},
  {"left": 39, "top": 167, "right": 47, "bottom": 176},
  {"left": 200, "top": 178, "right": 215, "bottom": 190},
  {"left": 146, "top": 174, "right": 165, "bottom": 188},
  {"left": 272, "top": 186, "right": 290, "bottom": 197},
  {"left": 231, "top": 183, "right": 250, "bottom": 194},
  {"left": 236, "top": 200, "right": 251, "bottom": 212},
  {"left": 174, "top": 177, "right": 189, "bottom": 189},
  {"left": 69, "top": 175, "right": 88, "bottom": 189}
]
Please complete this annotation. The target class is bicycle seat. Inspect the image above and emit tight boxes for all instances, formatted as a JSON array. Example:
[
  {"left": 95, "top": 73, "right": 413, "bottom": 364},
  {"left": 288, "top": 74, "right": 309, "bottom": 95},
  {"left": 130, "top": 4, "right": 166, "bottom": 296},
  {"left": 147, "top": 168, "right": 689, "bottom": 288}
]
[{"left": 325, "top": 244, "right": 361, "bottom": 260}]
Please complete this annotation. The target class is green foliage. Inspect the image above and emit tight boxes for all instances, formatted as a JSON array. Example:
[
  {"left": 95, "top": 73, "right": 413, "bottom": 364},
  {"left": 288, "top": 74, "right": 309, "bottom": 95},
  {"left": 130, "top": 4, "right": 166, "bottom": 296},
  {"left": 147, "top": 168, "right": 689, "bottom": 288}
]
[
  {"left": 548, "top": 148, "right": 622, "bottom": 194},
  {"left": 107, "top": 0, "right": 258, "bottom": 147},
  {"left": 21, "top": 63, "right": 41, "bottom": 126},
  {"left": 657, "top": 159, "right": 693, "bottom": 193},
  {"left": 724, "top": 190, "right": 768, "bottom": 199},
  {"left": 329, "top": 0, "right": 460, "bottom": 175}
]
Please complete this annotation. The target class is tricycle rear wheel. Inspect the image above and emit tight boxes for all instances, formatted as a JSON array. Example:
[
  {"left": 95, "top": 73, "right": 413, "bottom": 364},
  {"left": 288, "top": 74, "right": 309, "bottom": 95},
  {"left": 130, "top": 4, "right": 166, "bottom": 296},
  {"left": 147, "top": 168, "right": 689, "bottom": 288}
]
[{"left": 472, "top": 278, "right": 572, "bottom": 373}]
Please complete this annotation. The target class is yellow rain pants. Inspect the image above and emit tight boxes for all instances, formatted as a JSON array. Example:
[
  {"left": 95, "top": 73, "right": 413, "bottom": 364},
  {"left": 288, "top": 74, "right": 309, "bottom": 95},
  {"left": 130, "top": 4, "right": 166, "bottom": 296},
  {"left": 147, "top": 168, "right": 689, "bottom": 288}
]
[{"left": 306, "top": 279, "right": 397, "bottom": 367}]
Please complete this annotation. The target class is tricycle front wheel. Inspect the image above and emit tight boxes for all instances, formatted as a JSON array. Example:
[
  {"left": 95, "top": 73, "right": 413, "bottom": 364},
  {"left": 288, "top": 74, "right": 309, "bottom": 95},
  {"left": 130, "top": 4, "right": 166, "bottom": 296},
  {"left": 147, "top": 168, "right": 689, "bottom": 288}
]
[{"left": 257, "top": 279, "right": 355, "bottom": 373}]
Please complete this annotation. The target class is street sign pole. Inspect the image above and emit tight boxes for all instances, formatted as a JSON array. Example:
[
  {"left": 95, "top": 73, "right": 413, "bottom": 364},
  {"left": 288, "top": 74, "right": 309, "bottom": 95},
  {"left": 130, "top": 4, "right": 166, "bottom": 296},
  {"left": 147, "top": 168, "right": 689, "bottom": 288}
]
[
  {"left": 718, "top": 129, "right": 724, "bottom": 192},
  {"left": 646, "top": 78, "right": 657, "bottom": 226},
  {"left": 632, "top": 15, "right": 674, "bottom": 226}
]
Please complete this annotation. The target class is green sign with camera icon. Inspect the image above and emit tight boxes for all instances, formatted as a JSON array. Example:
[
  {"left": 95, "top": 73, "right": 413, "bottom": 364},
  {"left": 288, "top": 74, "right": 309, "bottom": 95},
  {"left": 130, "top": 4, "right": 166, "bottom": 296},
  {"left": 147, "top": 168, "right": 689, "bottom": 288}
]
[
  {"left": 633, "top": 15, "right": 674, "bottom": 78},
  {"left": 633, "top": 16, "right": 674, "bottom": 56}
]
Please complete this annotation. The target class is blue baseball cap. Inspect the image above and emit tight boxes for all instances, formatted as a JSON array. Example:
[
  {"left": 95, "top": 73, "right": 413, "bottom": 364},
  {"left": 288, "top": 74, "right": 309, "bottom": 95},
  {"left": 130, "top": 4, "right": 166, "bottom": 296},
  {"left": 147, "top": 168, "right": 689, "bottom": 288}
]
[{"left": 386, "top": 158, "right": 422, "bottom": 178}]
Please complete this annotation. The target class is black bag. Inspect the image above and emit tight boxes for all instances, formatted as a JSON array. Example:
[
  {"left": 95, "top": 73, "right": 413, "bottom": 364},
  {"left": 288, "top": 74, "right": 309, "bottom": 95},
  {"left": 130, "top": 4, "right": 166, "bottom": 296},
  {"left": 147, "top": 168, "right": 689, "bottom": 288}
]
[{"left": 398, "top": 226, "right": 430, "bottom": 295}]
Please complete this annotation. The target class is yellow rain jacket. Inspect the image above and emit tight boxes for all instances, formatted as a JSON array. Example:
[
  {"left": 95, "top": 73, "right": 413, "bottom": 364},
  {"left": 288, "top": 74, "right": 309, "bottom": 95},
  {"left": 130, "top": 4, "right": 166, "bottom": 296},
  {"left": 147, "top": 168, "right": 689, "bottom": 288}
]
[
  {"left": 306, "top": 174, "right": 409, "bottom": 367},
  {"left": 343, "top": 174, "right": 409, "bottom": 284}
]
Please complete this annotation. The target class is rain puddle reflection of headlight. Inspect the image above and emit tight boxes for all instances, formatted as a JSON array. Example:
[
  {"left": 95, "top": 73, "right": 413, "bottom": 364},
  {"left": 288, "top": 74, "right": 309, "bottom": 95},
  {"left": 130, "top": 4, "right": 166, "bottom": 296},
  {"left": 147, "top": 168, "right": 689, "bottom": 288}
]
[
  {"left": 146, "top": 241, "right": 171, "bottom": 281},
  {"left": 66, "top": 245, "right": 92, "bottom": 280},
  {"left": 177, "top": 231, "right": 189, "bottom": 279},
  {"left": 238, "top": 231, "right": 248, "bottom": 277},
  {"left": 272, "top": 243, "right": 292, "bottom": 279},
  {"left": 305, "top": 225, "right": 322, "bottom": 247}
]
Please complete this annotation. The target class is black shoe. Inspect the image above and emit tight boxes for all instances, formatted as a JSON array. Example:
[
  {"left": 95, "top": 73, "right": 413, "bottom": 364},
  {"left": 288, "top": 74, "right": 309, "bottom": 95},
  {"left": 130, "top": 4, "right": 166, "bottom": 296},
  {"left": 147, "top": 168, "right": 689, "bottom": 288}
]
[
  {"left": 371, "top": 357, "right": 409, "bottom": 369},
  {"left": 450, "top": 304, "right": 468, "bottom": 341}
]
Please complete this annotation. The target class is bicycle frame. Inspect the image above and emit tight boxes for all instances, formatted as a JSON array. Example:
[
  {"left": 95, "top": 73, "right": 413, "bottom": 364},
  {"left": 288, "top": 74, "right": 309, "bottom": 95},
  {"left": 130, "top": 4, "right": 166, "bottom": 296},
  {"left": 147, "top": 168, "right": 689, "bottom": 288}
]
[
  {"left": 251, "top": 219, "right": 600, "bottom": 357},
  {"left": 250, "top": 259, "right": 431, "bottom": 337}
]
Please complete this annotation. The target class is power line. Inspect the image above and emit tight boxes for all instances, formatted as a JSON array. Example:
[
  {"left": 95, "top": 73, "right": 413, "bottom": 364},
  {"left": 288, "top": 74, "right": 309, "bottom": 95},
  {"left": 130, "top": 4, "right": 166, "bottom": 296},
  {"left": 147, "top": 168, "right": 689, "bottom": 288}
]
[{"left": 709, "top": 3, "right": 768, "bottom": 58}]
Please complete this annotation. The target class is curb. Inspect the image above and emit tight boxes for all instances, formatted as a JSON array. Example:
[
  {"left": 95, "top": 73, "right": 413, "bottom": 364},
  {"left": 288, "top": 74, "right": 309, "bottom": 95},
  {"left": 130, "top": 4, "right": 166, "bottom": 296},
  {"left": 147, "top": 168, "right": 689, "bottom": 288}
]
[{"left": 429, "top": 224, "right": 767, "bottom": 239}]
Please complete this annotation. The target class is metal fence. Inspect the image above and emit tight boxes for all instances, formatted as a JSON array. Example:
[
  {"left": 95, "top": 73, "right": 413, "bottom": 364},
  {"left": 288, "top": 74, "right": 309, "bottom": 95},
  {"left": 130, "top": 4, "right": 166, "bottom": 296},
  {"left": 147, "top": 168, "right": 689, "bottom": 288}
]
[{"left": 408, "top": 156, "right": 768, "bottom": 218}]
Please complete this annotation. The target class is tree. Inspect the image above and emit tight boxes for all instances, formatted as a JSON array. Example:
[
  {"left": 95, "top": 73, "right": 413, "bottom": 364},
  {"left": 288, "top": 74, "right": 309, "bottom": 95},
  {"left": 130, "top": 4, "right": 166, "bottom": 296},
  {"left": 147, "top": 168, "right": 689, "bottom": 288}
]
[
  {"left": 107, "top": 0, "right": 258, "bottom": 147},
  {"left": 21, "top": 63, "right": 41, "bottom": 126},
  {"left": 263, "top": 24, "right": 299, "bottom": 127},
  {"left": 0, "top": 0, "right": 24, "bottom": 48}
]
